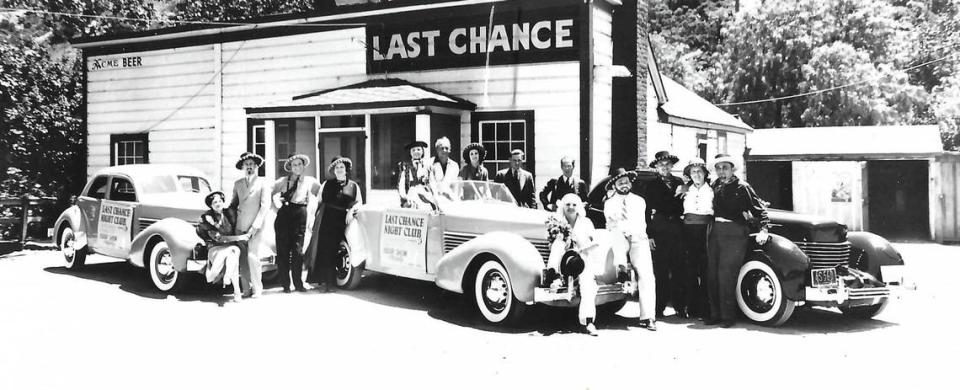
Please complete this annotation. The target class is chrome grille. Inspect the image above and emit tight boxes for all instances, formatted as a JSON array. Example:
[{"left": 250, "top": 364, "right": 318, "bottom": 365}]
[
  {"left": 847, "top": 287, "right": 891, "bottom": 300},
  {"left": 795, "top": 242, "right": 851, "bottom": 269},
  {"left": 138, "top": 218, "right": 159, "bottom": 232},
  {"left": 530, "top": 239, "right": 551, "bottom": 264},
  {"left": 443, "top": 232, "right": 477, "bottom": 254}
]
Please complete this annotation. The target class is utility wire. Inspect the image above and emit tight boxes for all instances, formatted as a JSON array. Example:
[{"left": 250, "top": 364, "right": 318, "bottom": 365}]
[
  {"left": 0, "top": 7, "right": 367, "bottom": 27},
  {"left": 715, "top": 51, "right": 959, "bottom": 107}
]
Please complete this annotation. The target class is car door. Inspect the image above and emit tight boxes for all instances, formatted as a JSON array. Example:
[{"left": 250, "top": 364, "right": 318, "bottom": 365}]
[
  {"left": 373, "top": 206, "right": 432, "bottom": 281},
  {"left": 76, "top": 175, "right": 110, "bottom": 251},
  {"left": 95, "top": 176, "right": 138, "bottom": 258}
]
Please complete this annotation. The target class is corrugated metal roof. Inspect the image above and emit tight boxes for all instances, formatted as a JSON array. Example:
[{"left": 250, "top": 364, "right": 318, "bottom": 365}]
[
  {"left": 748, "top": 125, "right": 943, "bottom": 157},
  {"left": 653, "top": 76, "right": 754, "bottom": 134}
]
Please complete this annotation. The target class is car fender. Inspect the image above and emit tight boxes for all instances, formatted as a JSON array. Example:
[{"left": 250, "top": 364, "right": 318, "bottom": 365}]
[
  {"left": 130, "top": 218, "right": 202, "bottom": 270},
  {"left": 435, "top": 231, "right": 543, "bottom": 303},
  {"left": 847, "top": 231, "right": 904, "bottom": 280},
  {"left": 750, "top": 233, "right": 808, "bottom": 301},
  {"left": 54, "top": 205, "right": 83, "bottom": 248}
]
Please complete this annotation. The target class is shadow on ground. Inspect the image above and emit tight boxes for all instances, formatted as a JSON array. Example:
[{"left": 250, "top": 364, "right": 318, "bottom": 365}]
[{"left": 43, "top": 261, "right": 252, "bottom": 307}]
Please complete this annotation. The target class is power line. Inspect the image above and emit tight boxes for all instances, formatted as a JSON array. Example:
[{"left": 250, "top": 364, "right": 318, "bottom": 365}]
[
  {"left": 715, "top": 51, "right": 959, "bottom": 107},
  {"left": 0, "top": 7, "right": 367, "bottom": 28}
]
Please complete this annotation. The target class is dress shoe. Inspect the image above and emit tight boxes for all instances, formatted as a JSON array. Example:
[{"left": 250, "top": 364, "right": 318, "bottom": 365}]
[
  {"left": 282, "top": 286, "right": 291, "bottom": 293},
  {"left": 675, "top": 308, "right": 689, "bottom": 319},
  {"left": 585, "top": 323, "right": 599, "bottom": 336},
  {"left": 639, "top": 319, "right": 657, "bottom": 331},
  {"left": 655, "top": 311, "right": 666, "bottom": 319},
  {"left": 232, "top": 293, "right": 242, "bottom": 302},
  {"left": 294, "top": 285, "right": 307, "bottom": 293},
  {"left": 721, "top": 320, "right": 736, "bottom": 328}
]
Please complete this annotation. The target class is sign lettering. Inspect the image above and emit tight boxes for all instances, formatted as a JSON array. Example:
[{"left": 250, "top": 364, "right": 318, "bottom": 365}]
[
  {"left": 97, "top": 200, "right": 134, "bottom": 252},
  {"left": 90, "top": 56, "right": 143, "bottom": 71},
  {"left": 379, "top": 210, "right": 429, "bottom": 269}
]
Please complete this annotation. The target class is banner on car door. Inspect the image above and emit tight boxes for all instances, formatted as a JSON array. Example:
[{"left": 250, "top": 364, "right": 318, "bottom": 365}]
[
  {"left": 98, "top": 200, "right": 133, "bottom": 252},
  {"left": 379, "top": 209, "right": 428, "bottom": 269}
]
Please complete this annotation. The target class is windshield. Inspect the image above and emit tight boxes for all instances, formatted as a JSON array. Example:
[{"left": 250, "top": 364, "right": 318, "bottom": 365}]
[
  {"left": 437, "top": 181, "right": 517, "bottom": 205},
  {"left": 138, "top": 175, "right": 211, "bottom": 194}
]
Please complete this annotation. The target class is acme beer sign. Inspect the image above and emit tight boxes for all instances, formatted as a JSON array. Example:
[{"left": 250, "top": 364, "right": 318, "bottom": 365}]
[{"left": 366, "top": 4, "right": 580, "bottom": 73}]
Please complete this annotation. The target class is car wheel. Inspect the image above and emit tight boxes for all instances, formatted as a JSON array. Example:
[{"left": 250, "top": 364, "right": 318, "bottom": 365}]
[
  {"left": 148, "top": 240, "right": 188, "bottom": 293},
  {"left": 840, "top": 299, "right": 889, "bottom": 320},
  {"left": 473, "top": 259, "right": 526, "bottom": 325},
  {"left": 596, "top": 300, "right": 628, "bottom": 318},
  {"left": 335, "top": 241, "right": 364, "bottom": 290},
  {"left": 60, "top": 226, "right": 86, "bottom": 270},
  {"left": 736, "top": 260, "right": 796, "bottom": 326}
]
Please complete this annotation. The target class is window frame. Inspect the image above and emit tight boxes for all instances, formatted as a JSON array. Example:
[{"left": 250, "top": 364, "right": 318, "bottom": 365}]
[
  {"left": 108, "top": 176, "right": 138, "bottom": 202},
  {"left": 470, "top": 110, "right": 535, "bottom": 177},
  {"left": 247, "top": 120, "right": 268, "bottom": 177},
  {"left": 109, "top": 133, "right": 149, "bottom": 166}
]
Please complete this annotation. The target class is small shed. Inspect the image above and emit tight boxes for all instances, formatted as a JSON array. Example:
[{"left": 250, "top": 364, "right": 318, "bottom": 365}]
[{"left": 746, "top": 125, "right": 956, "bottom": 242}]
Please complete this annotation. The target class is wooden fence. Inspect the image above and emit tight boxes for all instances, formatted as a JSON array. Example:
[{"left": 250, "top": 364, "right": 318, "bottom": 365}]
[{"left": 0, "top": 196, "right": 59, "bottom": 249}]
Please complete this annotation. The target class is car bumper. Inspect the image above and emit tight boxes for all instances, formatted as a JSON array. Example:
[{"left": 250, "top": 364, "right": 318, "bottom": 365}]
[
  {"left": 804, "top": 265, "right": 914, "bottom": 307},
  {"left": 533, "top": 281, "right": 634, "bottom": 307}
]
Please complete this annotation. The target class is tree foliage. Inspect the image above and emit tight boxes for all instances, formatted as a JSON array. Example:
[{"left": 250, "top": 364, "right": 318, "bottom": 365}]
[{"left": 651, "top": 0, "right": 960, "bottom": 150}]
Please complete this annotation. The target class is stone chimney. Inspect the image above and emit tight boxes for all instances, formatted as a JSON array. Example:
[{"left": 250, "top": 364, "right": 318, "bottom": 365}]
[{"left": 636, "top": 0, "right": 648, "bottom": 166}]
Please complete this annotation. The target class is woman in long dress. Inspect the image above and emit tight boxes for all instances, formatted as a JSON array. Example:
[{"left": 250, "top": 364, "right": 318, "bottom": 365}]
[
  {"left": 545, "top": 193, "right": 605, "bottom": 336},
  {"left": 304, "top": 156, "right": 363, "bottom": 292},
  {"left": 458, "top": 143, "right": 489, "bottom": 181},
  {"left": 196, "top": 191, "right": 245, "bottom": 302}
]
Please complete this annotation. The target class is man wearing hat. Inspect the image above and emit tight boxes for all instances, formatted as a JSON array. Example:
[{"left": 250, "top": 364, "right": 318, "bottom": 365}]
[
  {"left": 270, "top": 154, "right": 322, "bottom": 293},
  {"left": 494, "top": 149, "right": 538, "bottom": 208},
  {"left": 707, "top": 154, "right": 770, "bottom": 327},
  {"left": 228, "top": 152, "right": 272, "bottom": 298},
  {"left": 397, "top": 140, "right": 429, "bottom": 208},
  {"left": 642, "top": 150, "right": 686, "bottom": 318},
  {"left": 605, "top": 168, "right": 657, "bottom": 331},
  {"left": 539, "top": 156, "right": 588, "bottom": 212}
]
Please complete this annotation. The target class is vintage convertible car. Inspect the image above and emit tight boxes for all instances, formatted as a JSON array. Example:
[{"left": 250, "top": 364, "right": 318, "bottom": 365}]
[
  {"left": 54, "top": 164, "right": 276, "bottom": 292},
  {"left": 335, "top": 180, "right": 635, "bottom": 325},
  {"left": 585, "top": 170, "right": 910, "bottom": 326}
]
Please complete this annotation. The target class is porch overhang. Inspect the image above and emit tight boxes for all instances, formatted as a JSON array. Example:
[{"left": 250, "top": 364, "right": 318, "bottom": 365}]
[{"left": 245, "top": 78, "right": 477, "bottom": 118}]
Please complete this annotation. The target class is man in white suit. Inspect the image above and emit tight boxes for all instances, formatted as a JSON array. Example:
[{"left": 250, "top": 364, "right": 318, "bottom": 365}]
[{"left": 229, "top": 152, "right": 271, "bottom": 298}]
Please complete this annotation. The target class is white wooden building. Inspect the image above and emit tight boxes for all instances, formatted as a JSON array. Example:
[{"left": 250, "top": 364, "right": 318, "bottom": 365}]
[{"left": 74, "top": 0, "right": 631, "bottom": 206}]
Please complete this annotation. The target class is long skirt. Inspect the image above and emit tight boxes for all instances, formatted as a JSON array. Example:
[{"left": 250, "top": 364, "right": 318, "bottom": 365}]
[
  {"left": 205, "top": 244, "right": 241, "bottom": 286},
  {"left": 307, "top": 228, "right": 344, "bottom": 284},
  {"left": 706, "top": 221, "right": 749, "bottom": 321}
]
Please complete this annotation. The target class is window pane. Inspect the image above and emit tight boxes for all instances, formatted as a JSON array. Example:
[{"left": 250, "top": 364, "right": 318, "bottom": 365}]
[
  {"left": 256, "top": 127, "right": 265, "bottom": 141},
  {"left": 496, "top": 143, "right": 509, "bottom": 160},
  {"left": 511, "top": 123, "right": 525, "bottom": 140},
  {"left": 496, "top": 122, "right": 510, "bottom": 140},
  {"left": 482, "top": 142, "right": 496, "bottom": 159},
  {"left": 481, "top": 123, "right": 495, "bottom": 141}
]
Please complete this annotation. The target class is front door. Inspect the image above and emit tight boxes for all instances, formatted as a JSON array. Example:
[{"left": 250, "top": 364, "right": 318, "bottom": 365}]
[{"left": 318, "top": 131, "right": 367, "bottom": 200}]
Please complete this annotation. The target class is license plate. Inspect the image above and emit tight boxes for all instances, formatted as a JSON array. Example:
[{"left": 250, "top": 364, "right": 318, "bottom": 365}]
[{"left": 811, "top": 268, "right": 838, "bottom": 288}]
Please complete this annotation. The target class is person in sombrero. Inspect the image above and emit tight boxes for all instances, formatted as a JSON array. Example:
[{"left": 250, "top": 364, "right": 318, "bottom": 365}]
[
  {"left": 605, "top": 167, "right": 658, "bottom": 331},
  {"left": 304, "top": 156, "right": 363, "bottom": 292},
  {"left": 270, "top": 154, "right": 322, "bottom": 293},
  {"left": 397, "top": 140, "right": 430, "bottom": 208},
  {"left": 458, "top": 142, "right": 489, "bottom": 181}
]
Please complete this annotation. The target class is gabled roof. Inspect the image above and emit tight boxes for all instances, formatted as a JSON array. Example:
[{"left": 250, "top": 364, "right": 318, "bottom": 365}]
[
  {"left": 245, "top": 78, "right": 476, "bottom": 114},
  {"left": 655, "top": 76, "right": 754, "bottom": 134},
  {"left": 747, "top": 125, "right": 943, "bottom": 160}
]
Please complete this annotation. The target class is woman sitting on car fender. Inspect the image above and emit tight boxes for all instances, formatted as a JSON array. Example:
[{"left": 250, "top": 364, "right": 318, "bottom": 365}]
[
  {"left": 545, "top": 193, "right": 607, "bottom": 336},
  {"left": 196, "top": 191, "right": 248, "bottom": 303}
]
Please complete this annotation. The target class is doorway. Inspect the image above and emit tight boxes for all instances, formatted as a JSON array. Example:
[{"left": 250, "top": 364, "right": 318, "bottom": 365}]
[
  {"left": 318, "top": 131, "right": 367, "bottom": 200},
  {"left": 866, "top": 160, "right": 929, "bottom": 240}
]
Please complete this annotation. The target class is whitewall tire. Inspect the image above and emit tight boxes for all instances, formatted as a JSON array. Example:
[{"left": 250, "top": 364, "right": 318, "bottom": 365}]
[
  {"left": 736, "top": 260, "right": 795, "bottom": 326},
  {"left": 473, "top": 259, "right": 525, "bottom": 325},
  {"left": 148, "top": 240, "right": 187, "bottom": 293},
  {"left": 60, "top": 226, "right": 86, "bottom": 270}
]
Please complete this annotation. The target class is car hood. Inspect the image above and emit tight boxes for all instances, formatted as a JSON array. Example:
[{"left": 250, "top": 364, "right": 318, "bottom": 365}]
[
  {"left": 768, "top": 209, "right": 845, "bottom": 242},
  {"left": 442, "top": 202, "right": 551, "bottom": 240}
]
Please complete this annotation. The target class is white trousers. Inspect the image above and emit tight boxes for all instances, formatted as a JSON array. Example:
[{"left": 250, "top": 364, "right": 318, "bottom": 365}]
[
  {"left": 613, "top": 233, "right": 656, "bottom": 320},
  {"left": 547, "top": 238, "right": 602, "bottom": 325}
]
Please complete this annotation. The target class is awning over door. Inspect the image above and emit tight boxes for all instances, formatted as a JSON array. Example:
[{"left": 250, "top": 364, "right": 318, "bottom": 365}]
[{"left": 245, "top": 78, "right": 477, "bottom": 115}]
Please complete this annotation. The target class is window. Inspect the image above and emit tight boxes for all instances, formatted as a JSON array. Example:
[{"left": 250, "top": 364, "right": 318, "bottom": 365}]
[
  {"left": 249, "top": 123, "right": 267, "bottom": 177},
  {"left": 471, "top": 111, "right": 535, "bottom": 176},
  {"left": 110, "top": 134, "right": 149, "bottom": 166},
  {"left": 86, "top": 176, "right": 109, "bottom": 199},
  {"left": 274, "top": 118, "right": 317, "bottom": 178},
  {"left": 178, "top": 176, "right": 211, "bottom": 194},
  {"left": 371, "top": 114, "right": 415, "bottom": 190},
  {"left": 109, "top": 177, "right": 137, "bottom": 202},
  {"left": 718, "top": 132, "right": 728, "bottom": 155}
]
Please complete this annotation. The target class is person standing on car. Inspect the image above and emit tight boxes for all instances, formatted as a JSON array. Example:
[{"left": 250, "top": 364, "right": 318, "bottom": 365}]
[
  {"left": 271, "top": 154, "right": 322, "bottom": 293},
  {"left": 229, "top": 152, "right": 271, "bottom": 298},
  {"left": 706, "top": 154, "right": 770, "bottom": 327},
  {"left": 677, "top": 158, "right": 713, "bottom": 319},
  {"left": 642, "top": 150, "right": 686, "bottom": 318},
  {"left": 304, "top": 157, "right": 363, "bottom": 292},
  {"left": 605, "top": 168, "right": 657, "bottom": 331},
  {"left": 197, "top": 191, "right": 245, "bottom": 302},
  {"left": 459, "top": 143, "right": 489, "bottom": 181},
  {"left": 494, "top": 149, "right": 538, "bottom": 208},
  {"left": 544, "top": 193, "right": 605, "bottom": 336},
  {"left": 397, "top": 140, "right": 429, "bottom": 208},
  {"left": 539, "top": 156, "right": 588, "bottom": 212}
]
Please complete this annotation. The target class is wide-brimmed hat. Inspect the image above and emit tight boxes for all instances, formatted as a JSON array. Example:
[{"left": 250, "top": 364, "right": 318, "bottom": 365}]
[
  {"left": 648, "top": 150, "right": 680, "bottom": 168},
  {"left": 560, "top": 250, "right": 585, "bottom": 277},
  {"left": 204, "top": 191, "right": 226, "bottom": 208},
  {"left": 235, "top": 152, "right": 264, "bottom": 170},
  {"left": 605, "top": 167, "right": 638, "bottom": 191},
  {"left": 713, "top": 154, "right": 738, "bottom": 169},
  {"left": 404, "top": 140, "right": 428, "bottom": 151},
  {"left": 283, "top": 154, "right": 311, "bottom": 172},
  {"left": 683, "top": 157, "right": 708, "bottom": 176},
  {"left": 461, "top": 142, "right": 486, "bottom": 163},
  {"left": 327, "top": 156, "right": 353, "bottom": 174}
]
